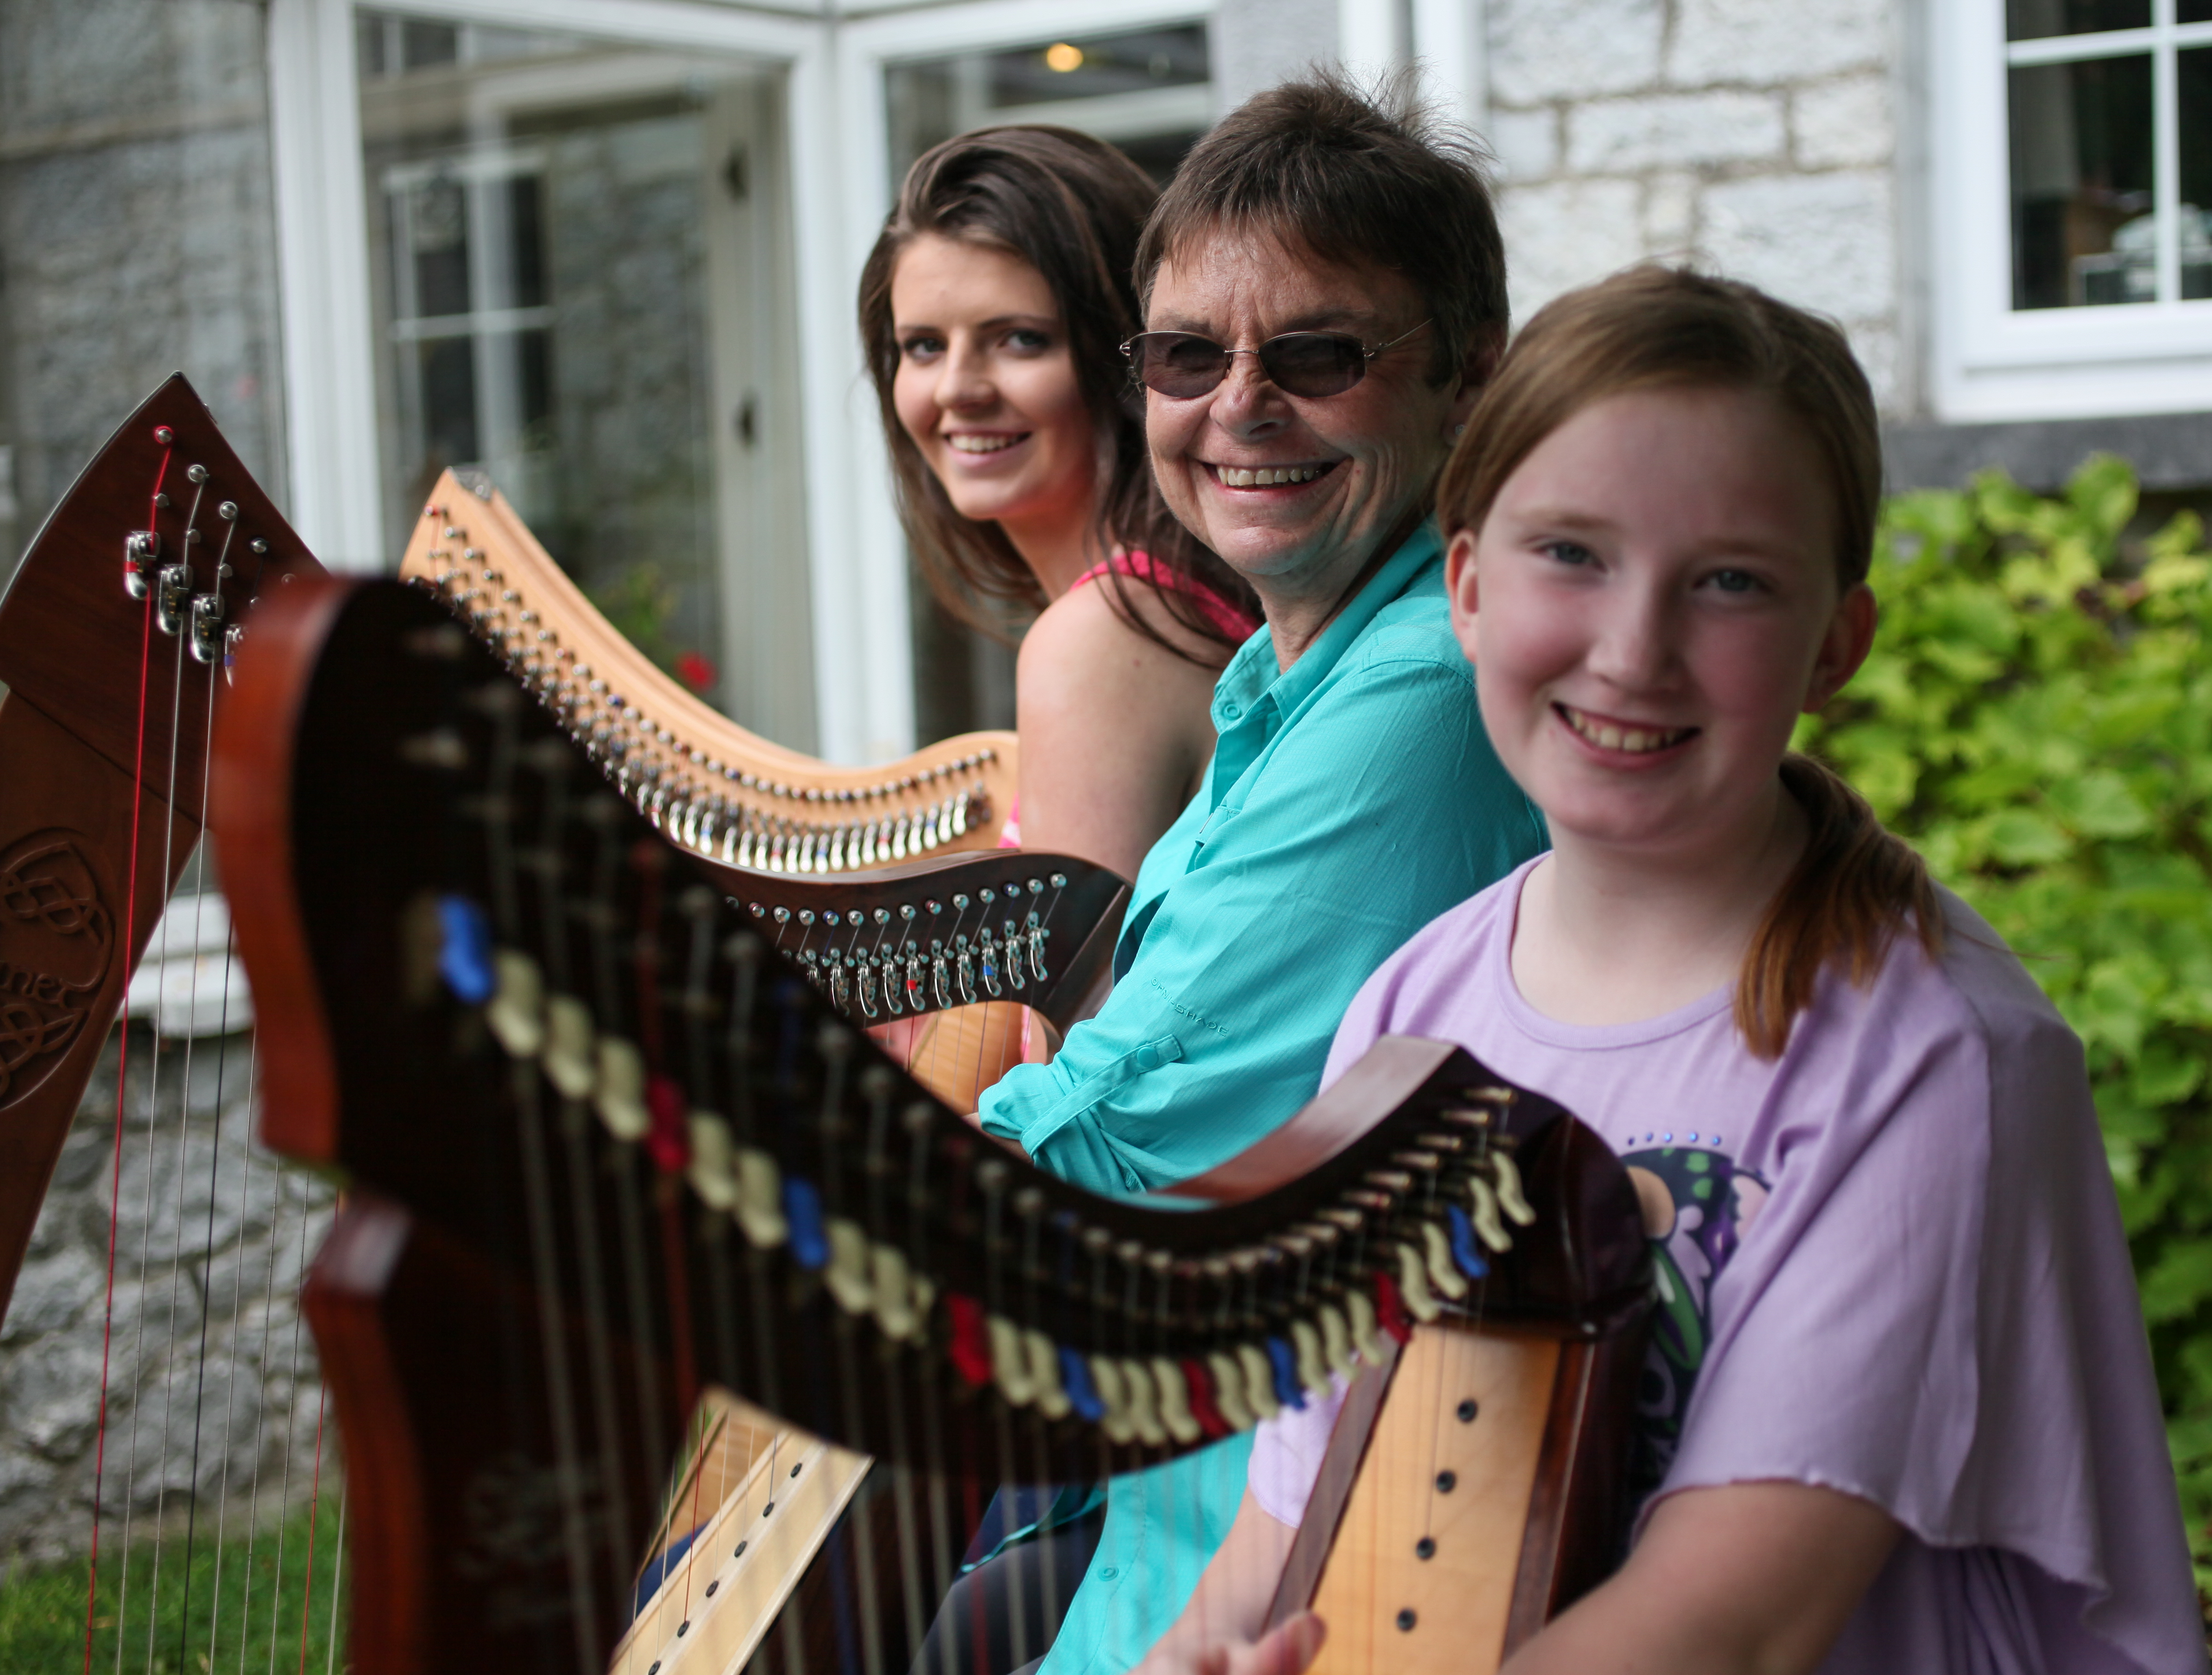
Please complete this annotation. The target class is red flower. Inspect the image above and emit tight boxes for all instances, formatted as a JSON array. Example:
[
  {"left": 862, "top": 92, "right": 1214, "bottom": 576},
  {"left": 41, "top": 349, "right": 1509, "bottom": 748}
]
[{"left": 674, "top": 650, "right": 717, "bottom": 692}]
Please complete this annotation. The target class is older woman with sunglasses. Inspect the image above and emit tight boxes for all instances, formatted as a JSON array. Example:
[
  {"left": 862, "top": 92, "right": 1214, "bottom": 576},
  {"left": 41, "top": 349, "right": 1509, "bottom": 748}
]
[{"left": 960, "top": 73, "right": 1549, "bottom": 1675}]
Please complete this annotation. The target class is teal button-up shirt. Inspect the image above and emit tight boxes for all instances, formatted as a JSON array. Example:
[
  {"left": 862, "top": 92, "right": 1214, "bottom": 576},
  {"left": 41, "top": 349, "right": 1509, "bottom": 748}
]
[
  {"left": 979, "top": 521, "right": 1544, "bottom": 1192},
  {"left": 983, "top": 523, "right": 1547, "bottom": 1675}
]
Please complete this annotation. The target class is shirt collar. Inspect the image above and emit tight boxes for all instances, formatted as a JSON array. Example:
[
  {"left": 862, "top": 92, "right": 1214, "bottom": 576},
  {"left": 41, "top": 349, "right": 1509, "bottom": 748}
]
[{"left": 1211, "top": 518, "right": 1445, "bottom": 731}]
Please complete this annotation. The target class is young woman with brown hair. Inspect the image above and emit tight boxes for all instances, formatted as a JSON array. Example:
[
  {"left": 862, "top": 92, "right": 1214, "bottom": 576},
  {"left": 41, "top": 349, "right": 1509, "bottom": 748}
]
[
  {"left": 1146, "top": 267, "right": 2200, "bottom": 1675},
  {"left": 858, "top": 125, "right": 1260, "bottom": 883}
]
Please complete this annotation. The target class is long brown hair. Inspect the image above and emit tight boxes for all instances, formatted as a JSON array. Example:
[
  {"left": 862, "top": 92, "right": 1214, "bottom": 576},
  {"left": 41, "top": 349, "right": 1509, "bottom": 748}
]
[
  {"left": 1437, "top": 267, "right": 1942, "bottom": 1057},
  {"left": 858, "top": 126, "right": 1255, "bottom": 656}
]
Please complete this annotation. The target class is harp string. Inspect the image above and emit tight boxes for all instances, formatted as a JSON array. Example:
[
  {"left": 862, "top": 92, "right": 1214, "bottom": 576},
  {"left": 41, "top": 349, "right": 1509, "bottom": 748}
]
[
  {"left": 532, "top": 750, "right": 645, "bottom": 1620},
  {"left": 173, "top": 632, "right": 246, "bottom": 1667},
  {"left": 118, "top": 459, "right": 202, "bottom": 1675},
  {"left": 82, "top": 440, "right": 168, "bottom": 1674}
]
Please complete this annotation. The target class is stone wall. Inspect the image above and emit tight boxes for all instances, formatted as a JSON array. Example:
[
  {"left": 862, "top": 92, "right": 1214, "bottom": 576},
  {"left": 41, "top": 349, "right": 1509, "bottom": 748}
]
[
  {"left": 0, "top": 0, "right": 289, "bottom": 592},
  {"left": 1479, "top": 0, "right": 1909, "bottom": 412},
  {"left": 0, "top": 1026, "right": 335, "bottom": 1564}
]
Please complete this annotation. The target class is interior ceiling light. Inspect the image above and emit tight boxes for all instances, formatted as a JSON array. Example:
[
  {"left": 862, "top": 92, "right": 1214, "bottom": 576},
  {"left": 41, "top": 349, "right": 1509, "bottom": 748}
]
[{"left": 1044, "top": 42, "right": 1084, "bottom": 72}]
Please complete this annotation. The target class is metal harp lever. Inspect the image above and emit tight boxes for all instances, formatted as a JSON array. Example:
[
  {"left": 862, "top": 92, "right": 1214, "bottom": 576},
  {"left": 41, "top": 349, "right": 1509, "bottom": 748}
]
[
  {"left": 189, "top": 588, "right": 227, "bottom": 665},
  {"left": 124, "top": 528, "right": 159, "bottom": 599}
]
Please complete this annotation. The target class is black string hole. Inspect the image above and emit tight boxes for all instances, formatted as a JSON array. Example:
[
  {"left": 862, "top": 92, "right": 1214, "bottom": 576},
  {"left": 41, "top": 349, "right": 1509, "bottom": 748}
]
[
  {"left": 706, "top": 1581, "right": 719, "bottom": 1596},
  {"left": 1396, "top": 1609, "right": 1417, "bottom": 1632},
  {"left": 1456, "top": 1398, "right": 1479, "bottom": 1422},
  {"left": 1435, "top": 1470, "right": 1456, "bottom": 1493},
  {"left": 763, "top": 1502, "right": 775, "bottom": 1516},
  {"left": 791, "top": 1463, "right": 802, "bottom": 1477},
  {"left": 677, "top": 1622, "right": 690, "bottom": 1637},
  {"left": 734, "top": 1541, "right": 747, "bottom": 1558},
  {"left": 1415, "top": 1537, "right": 1436, "bottom": 1560}
]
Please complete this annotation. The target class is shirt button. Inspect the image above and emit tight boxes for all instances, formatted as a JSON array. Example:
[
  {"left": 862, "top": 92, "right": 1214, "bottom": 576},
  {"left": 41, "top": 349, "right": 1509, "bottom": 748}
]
[
  {"left": 1098, "top": 1567, "right": 1119, "bottom": 1580},
  {"left": 1220, "top": 701, "right": 1241, "bottom": 720},
  {"left": 1135, "top": 1045, "right": 1161, "bottom": 1071}
]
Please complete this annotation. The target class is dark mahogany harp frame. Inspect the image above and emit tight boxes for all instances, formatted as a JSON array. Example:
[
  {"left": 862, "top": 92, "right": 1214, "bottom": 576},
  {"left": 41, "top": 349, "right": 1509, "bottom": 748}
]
[
  {"left": 0, "top": 374, "right": 324, "bottom": 1312},
  {"left": 214, "top": 575, "right": 1653, "bottom": 1675}
]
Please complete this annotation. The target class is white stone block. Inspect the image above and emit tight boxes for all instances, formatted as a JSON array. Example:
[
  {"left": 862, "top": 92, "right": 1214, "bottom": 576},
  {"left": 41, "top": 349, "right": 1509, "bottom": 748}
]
[
  {"left": 1489, "top": 0, "right": 1663, "bottom": 104},
  {"left": 1567, "top": 91, "right": 1786, "bottom": 173},
  {"left": 1487, "top": 106, "right": 1560, "bottom": 181},
  {"left": 0, "top": 1245, "right": 99, "bottom": 1343},
  {"left": 1700, "top": 171, "right": 1896, "bottom": 323},
  {"left": 1848, "top": 320, "right": 1904, "bottom": 414},
  {"left": 1667, "top": 0, "right": 1890, "bottom": 87},
  {"left": 1643, "top": 172, "right": 1701, "bottom": 252},
  {"left": 1498, "top": 179, "right": 1649, "bottom": 322},
  {"left": 1793, "top": 74, "right": 1895, "bottom": 169}
]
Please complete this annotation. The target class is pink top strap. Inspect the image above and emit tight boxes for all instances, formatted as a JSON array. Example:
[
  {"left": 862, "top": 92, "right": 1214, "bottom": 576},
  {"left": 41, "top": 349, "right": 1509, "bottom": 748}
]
[{"left": 1071, "top": 549, "right": 1262, "bottom": 644}]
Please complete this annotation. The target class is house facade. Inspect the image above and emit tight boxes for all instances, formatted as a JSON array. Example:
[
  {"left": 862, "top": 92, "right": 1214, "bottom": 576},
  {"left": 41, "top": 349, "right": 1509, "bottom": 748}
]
[{"left": 1, "top": 0, "right": 2206, "bottom": 762}]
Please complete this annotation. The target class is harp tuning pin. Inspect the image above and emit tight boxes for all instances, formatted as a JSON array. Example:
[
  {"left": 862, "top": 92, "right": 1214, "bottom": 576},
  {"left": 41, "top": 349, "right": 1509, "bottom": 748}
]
[
  {"left": 186, "top": 463, "right": 209, "bottom": 484},
  {"left": 250, "top": 538, "right": 268, "bottom": 554},
  {"left": 153, "top": 425, "right": 174, "bottom": 445},
  {"left": 217, "top": 500, "right": 238, "bottom": 521}
]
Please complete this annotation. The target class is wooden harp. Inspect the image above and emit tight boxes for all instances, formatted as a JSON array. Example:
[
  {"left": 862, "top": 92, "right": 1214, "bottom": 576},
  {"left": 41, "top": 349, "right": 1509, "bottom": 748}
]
[
  {"left": 395, "top": 469, "right": 1017, "bottom": 875},
  {"left": 0, "top": 374, "right": 323, "bottom": 1309},
  {"left": 213, "top": 574, "right": 1654, "bottom": 1675}
]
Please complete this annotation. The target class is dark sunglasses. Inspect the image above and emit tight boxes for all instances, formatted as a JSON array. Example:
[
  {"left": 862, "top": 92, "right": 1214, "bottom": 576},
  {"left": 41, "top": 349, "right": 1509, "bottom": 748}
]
[{"left": 1120, "top": 319, "right": 1432, "bottom": 399}]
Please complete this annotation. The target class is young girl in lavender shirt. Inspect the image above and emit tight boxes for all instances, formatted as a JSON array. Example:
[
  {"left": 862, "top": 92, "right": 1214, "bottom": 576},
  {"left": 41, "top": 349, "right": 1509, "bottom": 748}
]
[{"left": 1139, "top": 268, "right": 2203, "bottom": 1675}]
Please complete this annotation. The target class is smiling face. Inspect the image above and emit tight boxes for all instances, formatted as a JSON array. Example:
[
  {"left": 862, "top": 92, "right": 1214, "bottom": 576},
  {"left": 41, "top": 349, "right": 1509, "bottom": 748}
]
[
  {"left": 1449, "top": 384, "right": 1875, "bottom": 868},
  {"left": 1144, "top": 231, "right": 1476, "bottom": 613},
  {"left": 890, "top": 233, "right": 1098, "bottom": 563}
]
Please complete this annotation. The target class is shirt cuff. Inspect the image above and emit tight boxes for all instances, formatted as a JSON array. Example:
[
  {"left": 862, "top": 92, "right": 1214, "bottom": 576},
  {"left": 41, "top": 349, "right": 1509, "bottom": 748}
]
[{"left": 977, "top": 1034, "right": 1184, "bottom": 1156}]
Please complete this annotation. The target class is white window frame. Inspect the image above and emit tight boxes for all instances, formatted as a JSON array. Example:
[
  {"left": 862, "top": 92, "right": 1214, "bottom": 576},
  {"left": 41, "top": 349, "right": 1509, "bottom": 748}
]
[{"left": 1932, "top": 0, "right": 2212, "bottom": 421}]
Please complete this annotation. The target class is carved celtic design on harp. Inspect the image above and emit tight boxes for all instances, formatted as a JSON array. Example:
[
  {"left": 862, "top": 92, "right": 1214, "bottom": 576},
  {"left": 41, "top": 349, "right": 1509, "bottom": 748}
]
[
  {"left": 215, "top": 576, "right": 1655, "bottom": 1675},
  {"left": 395, "top": 469, "right": 1018, "bottom": 875},
  {"left": 0, "top": 373, "right": 324, "bottom": 1311}
]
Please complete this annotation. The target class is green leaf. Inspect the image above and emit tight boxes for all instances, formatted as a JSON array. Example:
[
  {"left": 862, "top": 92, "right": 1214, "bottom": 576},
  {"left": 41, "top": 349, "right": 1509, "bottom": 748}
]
[
  {"left": 2143, "top": 1238, "right": 2212, "bottom": 1324},
  {"left": 1984, "top": 808, "right": 2073, "bottom": 867},
  {"left": 2131, "top": 1042, "right": 2207, "bottom": 1109}
]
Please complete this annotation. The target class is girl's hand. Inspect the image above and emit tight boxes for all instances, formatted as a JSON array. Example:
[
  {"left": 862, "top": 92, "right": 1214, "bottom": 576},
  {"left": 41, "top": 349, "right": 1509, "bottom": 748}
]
[{"left": 1139, "top": 1612, "right": 1326, "bottom": 1675}]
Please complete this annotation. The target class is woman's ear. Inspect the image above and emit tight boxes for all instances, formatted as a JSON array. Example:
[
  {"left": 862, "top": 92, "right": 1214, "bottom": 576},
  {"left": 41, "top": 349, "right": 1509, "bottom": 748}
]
[{"left": 1803, "top": 582, "right": 1878, "bottom": 713}]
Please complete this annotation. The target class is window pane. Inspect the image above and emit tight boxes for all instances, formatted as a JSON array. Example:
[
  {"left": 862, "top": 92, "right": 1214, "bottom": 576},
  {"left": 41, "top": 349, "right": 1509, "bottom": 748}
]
[
  {"left": 2009, "top": 54, "right": 2156, "bottom": 308},
  {"left": 2182, "top": 0, "right": 2212, "bottom": 23},
  {"left": 882, "top": 25, "right": 1212, "bottom": 740},
  {"left": 359, "top": 12, "right": 813, "bottom": 743},
  {"left": 2185, "top": 48, "right": 2212, "bottom": 300},
  {"left": 2006, "top": 0, "right": 2149, "bottom": 41}
]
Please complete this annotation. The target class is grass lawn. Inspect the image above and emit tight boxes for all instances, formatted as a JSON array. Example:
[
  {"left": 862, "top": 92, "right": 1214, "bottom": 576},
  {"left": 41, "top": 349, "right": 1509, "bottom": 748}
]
[{"left": 0, "top": 1500, "right": 347, "bottom": 1674}]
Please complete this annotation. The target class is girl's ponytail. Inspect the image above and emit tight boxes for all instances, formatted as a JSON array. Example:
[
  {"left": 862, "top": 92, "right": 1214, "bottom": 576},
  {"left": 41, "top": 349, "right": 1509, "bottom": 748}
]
[{"left": 1736, "top": 754, "right": 1944, "bottom": 1058}]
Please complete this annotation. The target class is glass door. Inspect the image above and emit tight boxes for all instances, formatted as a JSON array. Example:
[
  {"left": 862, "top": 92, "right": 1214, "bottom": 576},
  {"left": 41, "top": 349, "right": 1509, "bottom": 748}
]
[{"left": 356, "top": 10, "right": 814, "bottom": 748}]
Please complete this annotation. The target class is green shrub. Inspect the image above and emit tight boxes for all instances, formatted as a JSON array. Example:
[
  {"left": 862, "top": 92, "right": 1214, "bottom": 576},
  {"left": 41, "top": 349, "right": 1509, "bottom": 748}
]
[{"left": 1798, "top": 456, "right": 2212, "bottom": 1584}]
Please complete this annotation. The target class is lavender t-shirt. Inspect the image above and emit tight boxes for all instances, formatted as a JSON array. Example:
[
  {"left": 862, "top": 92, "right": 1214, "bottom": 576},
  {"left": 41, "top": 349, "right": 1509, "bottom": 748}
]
[{"left": 1250, "top": 859, "right": 2203, "bottom": 1675}]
